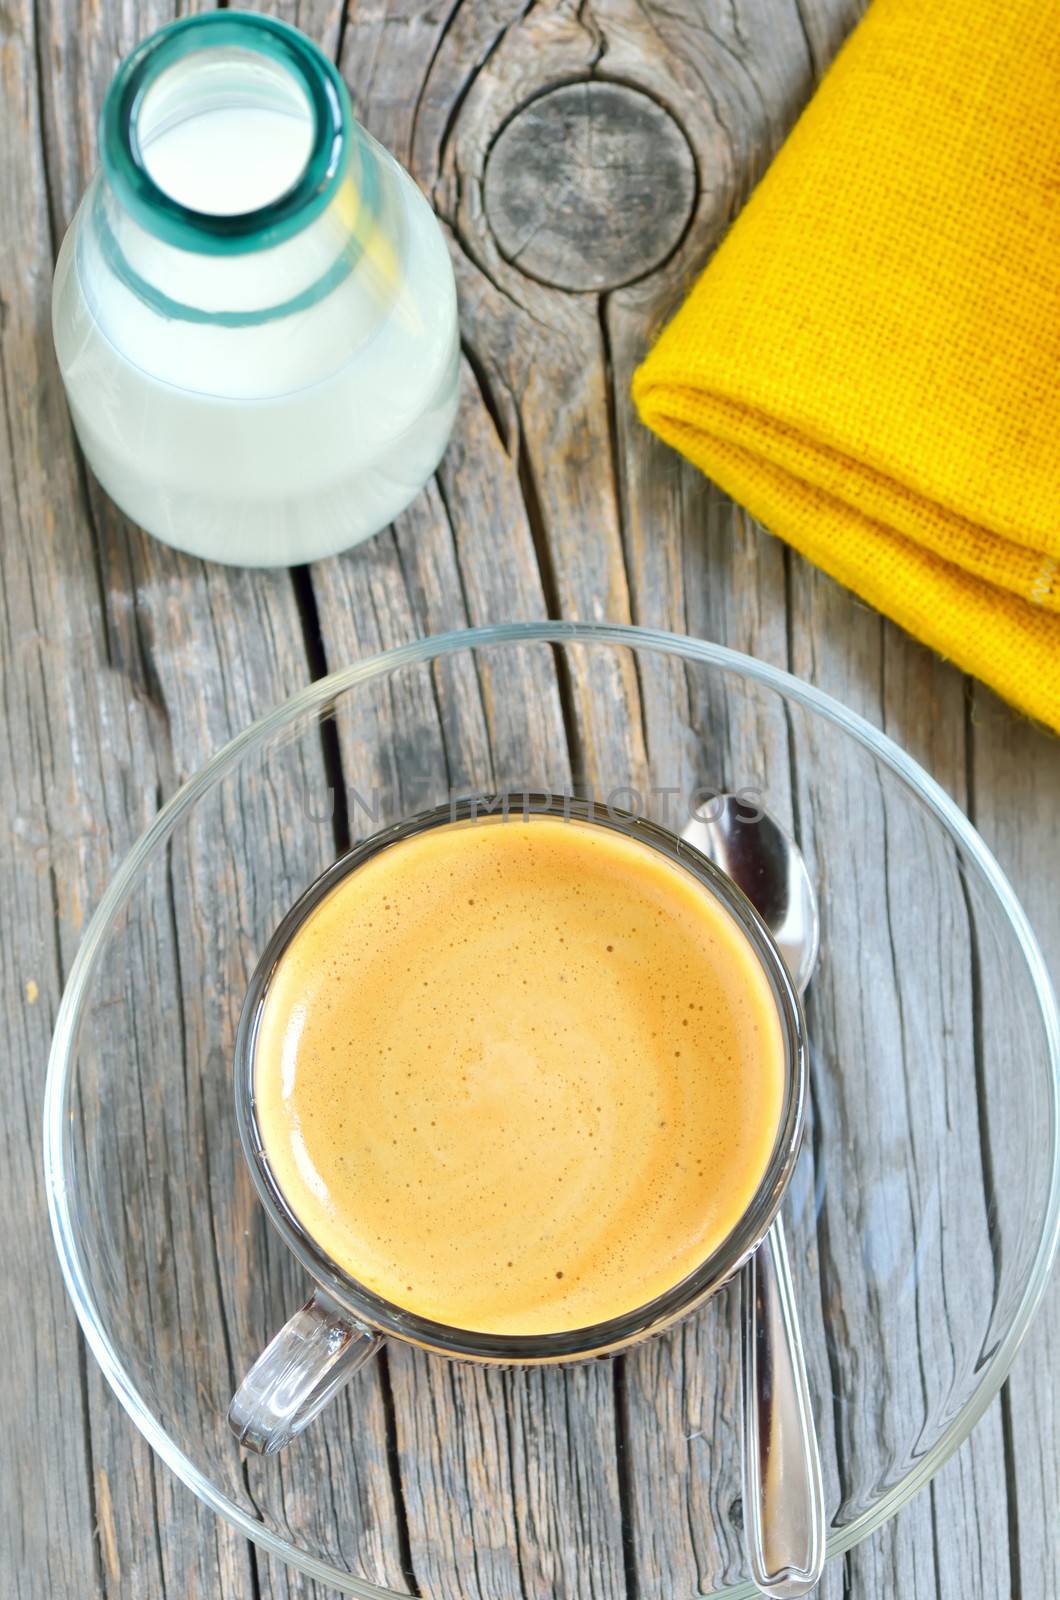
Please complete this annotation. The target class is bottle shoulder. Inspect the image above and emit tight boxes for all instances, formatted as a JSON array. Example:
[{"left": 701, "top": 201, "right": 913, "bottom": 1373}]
[{"left": 53, "top": 160, "right": 457, "bottom": 403}]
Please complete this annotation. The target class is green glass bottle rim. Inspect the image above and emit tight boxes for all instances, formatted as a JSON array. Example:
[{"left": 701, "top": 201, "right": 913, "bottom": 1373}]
[{"left": 99, "top": 10, "right": 351, "bottom": 255}]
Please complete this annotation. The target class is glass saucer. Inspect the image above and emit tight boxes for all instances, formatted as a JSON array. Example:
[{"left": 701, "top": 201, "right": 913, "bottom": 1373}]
[{"left": 45, "top": 622, "right": 1060, "bottom": 1597}]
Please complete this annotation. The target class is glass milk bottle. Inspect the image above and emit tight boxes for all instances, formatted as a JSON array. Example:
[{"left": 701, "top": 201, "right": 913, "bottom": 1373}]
[{"left": 52, "top": 11, "right": 459, "bottom": 567}]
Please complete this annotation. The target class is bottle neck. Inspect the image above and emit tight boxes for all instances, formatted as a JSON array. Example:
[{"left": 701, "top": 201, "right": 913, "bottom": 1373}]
[
  {"left": 92, "top": 10, "right": 403, "bottom": 330},
  {"left": 79, "top": 13, "right": 410, "bottom": 393},
  {"left": 101, "top": 11, "right": 351, "bottom": 256}
]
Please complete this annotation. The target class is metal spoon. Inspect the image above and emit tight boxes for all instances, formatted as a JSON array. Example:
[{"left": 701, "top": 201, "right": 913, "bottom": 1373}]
[{"left": 683, "top": 795, "right": 825, "bottom": 1598}]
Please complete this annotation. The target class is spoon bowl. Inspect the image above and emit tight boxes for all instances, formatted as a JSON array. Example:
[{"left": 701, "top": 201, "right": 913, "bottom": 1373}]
[{"left": 684, "top": 797, "right": 820, "bottom": 997}]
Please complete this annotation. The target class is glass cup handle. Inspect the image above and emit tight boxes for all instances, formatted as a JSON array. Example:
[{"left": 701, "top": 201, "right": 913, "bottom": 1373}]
[{"left": 227, "top": 1289, "right": 382, "bottom": 1455}]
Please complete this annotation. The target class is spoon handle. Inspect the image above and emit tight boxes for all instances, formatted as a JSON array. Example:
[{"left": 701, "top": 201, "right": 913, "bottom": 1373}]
[{"left": 742, "top": 1216, "right": 826, "bottom": 1598}]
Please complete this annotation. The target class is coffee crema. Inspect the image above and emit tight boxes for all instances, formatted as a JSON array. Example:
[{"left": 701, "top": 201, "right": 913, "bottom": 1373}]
[{"left": 254, "top": 816, "right": 785, "bottom": 1335}]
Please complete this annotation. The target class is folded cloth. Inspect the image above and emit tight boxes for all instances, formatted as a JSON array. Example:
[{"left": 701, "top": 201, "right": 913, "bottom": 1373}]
[{"left": 633, "top": 0, "right": 1060, "bottom": 731}]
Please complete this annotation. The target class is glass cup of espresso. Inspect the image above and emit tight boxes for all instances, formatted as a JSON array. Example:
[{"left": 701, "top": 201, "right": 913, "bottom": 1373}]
[{"left": 228, "top": 795, "right": 806, "bottom": 1455}]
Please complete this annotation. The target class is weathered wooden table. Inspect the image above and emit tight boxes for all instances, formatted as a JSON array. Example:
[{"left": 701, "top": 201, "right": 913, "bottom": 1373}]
[{"left": 3, "top": 2, "right": 1057, "bottom": 1596}]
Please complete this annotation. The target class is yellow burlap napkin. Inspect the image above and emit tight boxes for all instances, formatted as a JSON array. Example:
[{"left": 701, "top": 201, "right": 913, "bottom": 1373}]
[{"left": 633, "top": 0, "right": 1060, "bottom": 731}]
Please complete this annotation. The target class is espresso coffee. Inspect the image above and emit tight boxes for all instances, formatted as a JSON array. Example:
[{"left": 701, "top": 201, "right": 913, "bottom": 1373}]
[{"left": 253, "top": 815, "right": 784, "bottom": 1335}]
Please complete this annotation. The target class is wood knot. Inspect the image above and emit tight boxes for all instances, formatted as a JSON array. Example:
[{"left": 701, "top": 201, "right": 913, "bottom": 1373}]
[{"left": 483, "top": 81, "right": 696, "bottom": 293}]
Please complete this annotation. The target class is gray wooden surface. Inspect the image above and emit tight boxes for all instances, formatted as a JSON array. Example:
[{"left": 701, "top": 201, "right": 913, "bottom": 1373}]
[{"left": 2, "top": 2, "right": 1057, "bottom": 1597}]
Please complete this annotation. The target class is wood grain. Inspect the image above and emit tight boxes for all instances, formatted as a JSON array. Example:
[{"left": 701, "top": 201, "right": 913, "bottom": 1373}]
[
  {"left": 7, "top": 3, "right": 407, "bottom": 1595},
  {"left": 966, "top": 688, "right": 1060, "bottom": 1600},
  {"left": 1, "top": 1, "right": 1055, "bottom": 1599}
]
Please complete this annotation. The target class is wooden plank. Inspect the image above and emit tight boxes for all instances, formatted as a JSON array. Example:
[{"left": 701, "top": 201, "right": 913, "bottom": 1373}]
[
  {"left": 602, "top": 4, "right": 840, "bottom": 1594},
  {"left": 12, "top": 3, "right": 407, "bottom": 1596},
  {"left": 102, "top": 519, "right": 411, "bottom": 1599},
  {"left": 404, "top": 0, "right": 651, "bottom": 803},
  {"left": 606, "top": 3, "right": 1018, "bottom": 1594},
  {"left": 967, "top": 689, "right": 1060, "bottom": 1600},
  {"left": 786, "top": 572, "right": 1013, "bottom": 1600},
  {"left": 1, "top": 5, "right": 182, "bottom": 1595}
]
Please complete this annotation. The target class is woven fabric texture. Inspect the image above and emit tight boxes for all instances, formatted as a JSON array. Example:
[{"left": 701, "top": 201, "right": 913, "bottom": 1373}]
[{"left": 633, "top": 0, "right": 1060, "bottom": 731}]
